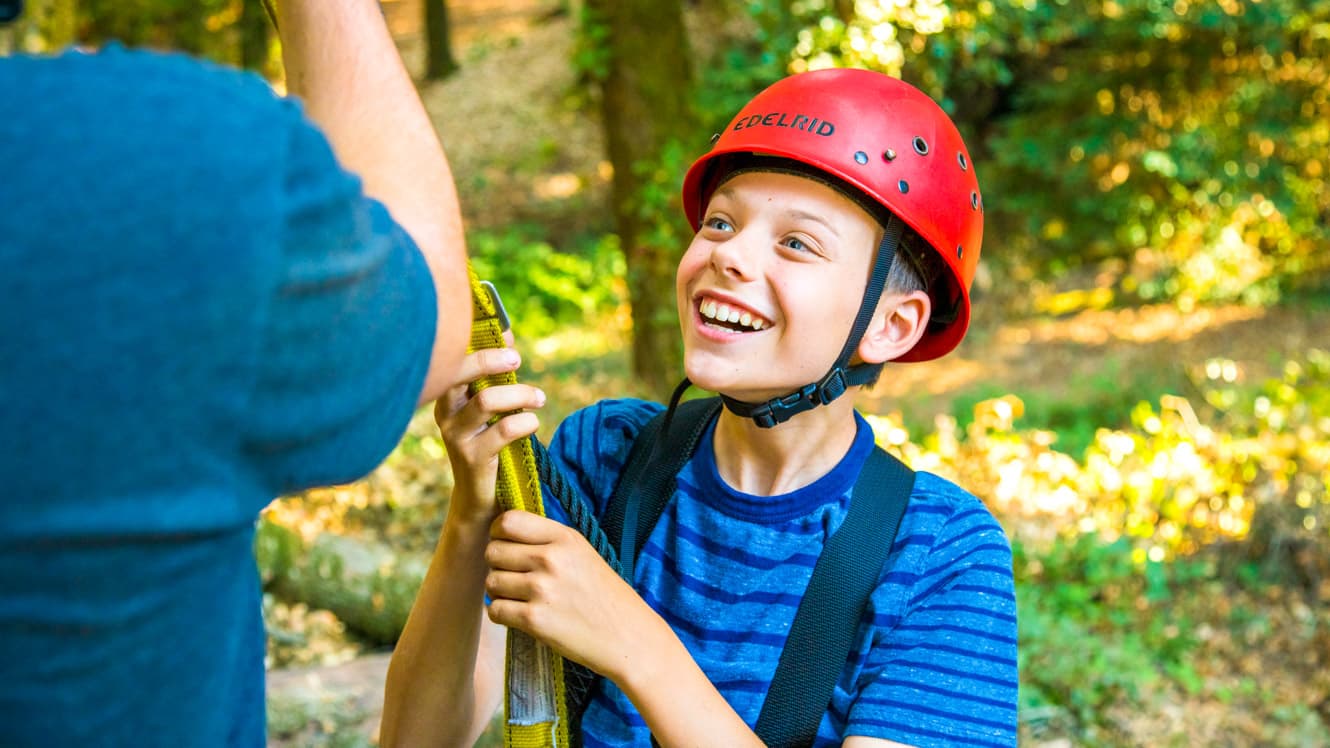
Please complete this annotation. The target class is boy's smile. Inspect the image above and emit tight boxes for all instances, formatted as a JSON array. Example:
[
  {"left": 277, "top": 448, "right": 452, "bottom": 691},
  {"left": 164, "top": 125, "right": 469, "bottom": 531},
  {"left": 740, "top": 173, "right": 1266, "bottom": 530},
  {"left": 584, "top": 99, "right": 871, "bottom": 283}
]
[{"left": 676, "top": 169, "right": 883, "bottom": 405}]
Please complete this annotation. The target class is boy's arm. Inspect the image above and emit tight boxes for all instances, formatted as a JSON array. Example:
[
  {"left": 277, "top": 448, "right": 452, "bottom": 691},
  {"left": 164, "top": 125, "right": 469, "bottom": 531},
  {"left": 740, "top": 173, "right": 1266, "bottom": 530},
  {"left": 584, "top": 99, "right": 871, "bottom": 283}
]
[
  {"left": 381, "top": 346, "right": 542, "bottom": 747},
  {"left": 380, "top": 509, "right": 507, "bottom": 747},
  {"left": 277, "top": 0, "right": 469, "bottom": 405}
]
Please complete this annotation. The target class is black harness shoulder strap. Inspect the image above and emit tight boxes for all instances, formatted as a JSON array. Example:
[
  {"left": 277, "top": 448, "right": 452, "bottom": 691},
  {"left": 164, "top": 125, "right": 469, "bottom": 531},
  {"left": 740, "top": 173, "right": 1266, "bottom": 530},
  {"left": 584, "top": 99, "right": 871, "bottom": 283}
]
[
  {"left": 602, "top": 397, "right": 722, "bottom": 582},
  {"left": 598, "top": 397, "right": 915, "bottom": 747},
  {"left": 753, "top": 446, "right": 914, "bottom": 746}
]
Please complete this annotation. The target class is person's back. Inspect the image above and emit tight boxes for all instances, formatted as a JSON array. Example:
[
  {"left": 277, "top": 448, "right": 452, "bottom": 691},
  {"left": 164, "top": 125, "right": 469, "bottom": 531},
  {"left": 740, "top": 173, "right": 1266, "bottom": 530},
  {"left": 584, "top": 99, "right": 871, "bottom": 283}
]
[{"left": 0, "top": 46, "right": 435, "bottom": 745}]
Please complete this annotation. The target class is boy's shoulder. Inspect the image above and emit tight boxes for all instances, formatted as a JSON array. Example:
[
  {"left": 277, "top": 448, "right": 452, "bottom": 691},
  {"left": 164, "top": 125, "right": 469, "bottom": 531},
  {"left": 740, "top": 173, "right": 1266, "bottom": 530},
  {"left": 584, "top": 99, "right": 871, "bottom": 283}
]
[
  {"left": 899, "top": 469, "right": 1013, "bottom": 570},
  {"left": 909, "top": 469, "right": 1008, "bottom": 530},
  {"left": 546, "top": 398, "right": 666, "bottom": 510},
  {"left": 557, "top": 397, "right": 665, "bottom": 447}
]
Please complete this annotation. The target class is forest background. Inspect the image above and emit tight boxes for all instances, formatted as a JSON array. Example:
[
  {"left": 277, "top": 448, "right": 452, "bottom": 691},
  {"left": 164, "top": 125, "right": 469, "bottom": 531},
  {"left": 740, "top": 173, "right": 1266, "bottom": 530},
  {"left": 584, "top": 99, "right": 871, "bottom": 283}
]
[{"left": 4, "top": 0, "right": 1330, "bottom": 745}]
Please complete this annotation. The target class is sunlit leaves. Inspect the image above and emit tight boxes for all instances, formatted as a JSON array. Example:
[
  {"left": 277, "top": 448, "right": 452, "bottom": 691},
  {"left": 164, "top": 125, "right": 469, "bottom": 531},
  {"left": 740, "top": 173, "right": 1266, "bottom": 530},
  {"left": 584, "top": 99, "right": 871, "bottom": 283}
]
[{"left": 741, "top": 0, "right": 1330, "bottom": 304}]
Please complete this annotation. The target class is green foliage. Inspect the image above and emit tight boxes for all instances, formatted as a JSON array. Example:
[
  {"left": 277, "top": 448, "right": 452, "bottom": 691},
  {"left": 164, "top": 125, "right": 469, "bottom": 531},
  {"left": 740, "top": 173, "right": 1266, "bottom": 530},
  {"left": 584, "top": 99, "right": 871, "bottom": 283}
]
[
  {"left": 725, "top": 0, "right": 1330, "bottom": 306},
  {"left": 11, "top": 0, "right": 280, "bottom": 75},
  {"left": 1015, "top": 532, "right": 1207, "bottom": 738},
  {"left": 571, "top": 1, "right": 611, "bottom": 83},
  {"left": 945, "top": 359, "right": 1186, "bottom": 458},
  {"left": 691, "top": 2, "right": 793, "bottom": 132},
  {"left": 467, "top": 226, "right": 627, "bottom": 340}
]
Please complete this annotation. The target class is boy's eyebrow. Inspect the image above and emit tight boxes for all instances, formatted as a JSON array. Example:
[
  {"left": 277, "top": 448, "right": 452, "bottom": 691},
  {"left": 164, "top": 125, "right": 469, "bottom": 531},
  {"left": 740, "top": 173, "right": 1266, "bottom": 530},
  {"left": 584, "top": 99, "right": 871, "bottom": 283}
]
[
  {"left": 712, "top": 185, "right": 843, "bottom": 238},
  {"left": 785, "top": 208, "right": 841, "bottom": 238}
]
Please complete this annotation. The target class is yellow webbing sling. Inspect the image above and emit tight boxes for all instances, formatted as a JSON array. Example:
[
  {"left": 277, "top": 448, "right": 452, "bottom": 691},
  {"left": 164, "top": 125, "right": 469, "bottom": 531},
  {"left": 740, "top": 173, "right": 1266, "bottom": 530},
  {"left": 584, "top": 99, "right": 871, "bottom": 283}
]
[{"left": 468, "top": 268, "right": 571, "bottom": 748}]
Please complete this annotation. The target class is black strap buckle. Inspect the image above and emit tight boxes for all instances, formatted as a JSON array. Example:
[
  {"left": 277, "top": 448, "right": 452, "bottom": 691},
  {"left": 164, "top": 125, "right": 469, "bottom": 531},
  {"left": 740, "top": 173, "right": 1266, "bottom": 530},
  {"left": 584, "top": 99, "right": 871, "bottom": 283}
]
[
  {"left": 733, "top": 368, "right": 854, "bottom": 428},
  {"left": 814, "top": 368, "right": 848, "bottom": 404}
]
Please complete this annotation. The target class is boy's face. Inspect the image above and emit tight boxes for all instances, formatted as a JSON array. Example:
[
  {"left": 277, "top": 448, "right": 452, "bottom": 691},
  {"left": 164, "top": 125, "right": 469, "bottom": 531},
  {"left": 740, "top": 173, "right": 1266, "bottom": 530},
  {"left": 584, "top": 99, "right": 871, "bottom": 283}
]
[{"left": 676, "top": 170, "right": 881, "bottom": 404}]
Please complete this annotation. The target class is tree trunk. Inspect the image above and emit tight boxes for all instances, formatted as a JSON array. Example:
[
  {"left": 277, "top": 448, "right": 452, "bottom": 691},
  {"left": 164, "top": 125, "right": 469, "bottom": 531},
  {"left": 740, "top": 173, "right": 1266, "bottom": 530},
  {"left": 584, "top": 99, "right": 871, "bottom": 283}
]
[
  {"left": 238, "top": 0, "right": 271, "bottom": 75},
  {"left": 423, "top": 0, "right": 458, "bottom": 80},
  {"left": 39, "top": 0, "right": 80, "bottom": 52},
  {"left": 587, "top": 0, "right": 698, "bottom": 400}
]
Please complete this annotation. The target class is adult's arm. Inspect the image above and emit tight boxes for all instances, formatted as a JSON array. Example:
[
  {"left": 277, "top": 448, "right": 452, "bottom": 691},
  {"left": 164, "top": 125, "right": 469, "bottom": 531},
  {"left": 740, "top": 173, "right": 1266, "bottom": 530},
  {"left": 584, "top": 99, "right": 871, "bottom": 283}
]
[{"left": 277, "top": 0, "right": 469, "bottom": 405}]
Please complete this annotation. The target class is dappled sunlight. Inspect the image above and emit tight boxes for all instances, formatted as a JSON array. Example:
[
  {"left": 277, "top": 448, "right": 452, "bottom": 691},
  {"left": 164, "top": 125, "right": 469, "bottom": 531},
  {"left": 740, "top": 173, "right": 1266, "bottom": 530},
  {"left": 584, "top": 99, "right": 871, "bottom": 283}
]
[
  {"left": 532, "top": 171, "right": 585, "bottom": 200},
  {"left": 1012, "top": 303, "right": 1267, "bottom": 346},
  {"left": 863, "top": 355, "right": 989, "bottom": 397},
  {"left": 527, "top": 310, "right": 629, "bottom": 362}
]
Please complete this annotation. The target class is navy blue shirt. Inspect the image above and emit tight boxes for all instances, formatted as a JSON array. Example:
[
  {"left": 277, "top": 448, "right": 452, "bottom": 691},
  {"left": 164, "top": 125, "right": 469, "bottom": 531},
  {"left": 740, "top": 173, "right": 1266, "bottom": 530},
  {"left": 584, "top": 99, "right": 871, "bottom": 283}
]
[{"left": 0, "top": 47, "right": 436, "bottom": 745}]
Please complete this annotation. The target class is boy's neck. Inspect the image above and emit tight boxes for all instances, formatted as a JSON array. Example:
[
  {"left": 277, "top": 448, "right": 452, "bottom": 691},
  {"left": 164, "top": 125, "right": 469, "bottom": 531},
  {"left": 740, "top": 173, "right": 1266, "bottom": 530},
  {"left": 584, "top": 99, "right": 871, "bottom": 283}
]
[{"left": 710, "top": 398, "right": 861, "bottom": 496}]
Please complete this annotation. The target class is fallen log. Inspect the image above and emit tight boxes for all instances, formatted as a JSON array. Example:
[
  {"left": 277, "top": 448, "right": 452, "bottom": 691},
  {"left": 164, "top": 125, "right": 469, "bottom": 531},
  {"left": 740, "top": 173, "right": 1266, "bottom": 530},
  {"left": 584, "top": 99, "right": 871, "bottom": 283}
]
[{"left": 256, "top": 518, "right": 430, "bottom": 645}]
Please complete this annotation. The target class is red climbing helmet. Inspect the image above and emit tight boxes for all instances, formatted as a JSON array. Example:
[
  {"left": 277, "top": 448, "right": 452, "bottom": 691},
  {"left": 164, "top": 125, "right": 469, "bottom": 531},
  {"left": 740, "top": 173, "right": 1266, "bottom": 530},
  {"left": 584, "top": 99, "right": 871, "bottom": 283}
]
[{"left": 681, "top": 68, "right": 983, "bottom": 362}]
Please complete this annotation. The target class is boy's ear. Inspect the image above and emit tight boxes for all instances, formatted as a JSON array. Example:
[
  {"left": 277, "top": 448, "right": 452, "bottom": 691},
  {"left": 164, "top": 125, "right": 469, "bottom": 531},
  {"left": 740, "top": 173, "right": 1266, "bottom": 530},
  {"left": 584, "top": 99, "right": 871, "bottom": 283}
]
[{"left": 857, "top": 290, "right": 931, "bottom": 365}]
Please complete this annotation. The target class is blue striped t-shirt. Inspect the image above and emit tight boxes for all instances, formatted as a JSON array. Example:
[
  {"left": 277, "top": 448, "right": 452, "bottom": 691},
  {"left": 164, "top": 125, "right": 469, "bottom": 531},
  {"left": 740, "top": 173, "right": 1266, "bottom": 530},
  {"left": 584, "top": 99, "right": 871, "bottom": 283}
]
[{"left": 543, "top": 398, "right": 1018, "bottom": 747}]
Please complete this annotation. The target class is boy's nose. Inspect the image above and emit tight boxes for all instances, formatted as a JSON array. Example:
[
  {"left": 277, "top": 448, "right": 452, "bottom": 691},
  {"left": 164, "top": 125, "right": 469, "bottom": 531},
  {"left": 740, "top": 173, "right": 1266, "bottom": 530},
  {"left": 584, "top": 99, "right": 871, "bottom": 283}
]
[{"left": 709, "top": 230, "right": 761, "bottom": 281}]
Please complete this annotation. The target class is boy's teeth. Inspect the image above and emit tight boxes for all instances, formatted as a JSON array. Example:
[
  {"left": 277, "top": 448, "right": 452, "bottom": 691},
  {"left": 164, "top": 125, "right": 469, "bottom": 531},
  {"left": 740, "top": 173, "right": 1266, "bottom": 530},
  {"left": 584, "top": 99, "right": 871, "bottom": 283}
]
[{"left": 699, "top": 297, "right": 767, "bottom": 331}]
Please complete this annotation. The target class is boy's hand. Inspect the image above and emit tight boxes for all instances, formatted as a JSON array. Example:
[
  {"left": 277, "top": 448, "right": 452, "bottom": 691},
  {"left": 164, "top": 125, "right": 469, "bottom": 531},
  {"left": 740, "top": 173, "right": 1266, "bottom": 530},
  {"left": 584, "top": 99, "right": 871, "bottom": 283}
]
[
  {"left": 433, "top": 344, "right": 545, "bottom": 527},
  {"left": 484, "top": 509, "right": 652, "bottom": 681}
]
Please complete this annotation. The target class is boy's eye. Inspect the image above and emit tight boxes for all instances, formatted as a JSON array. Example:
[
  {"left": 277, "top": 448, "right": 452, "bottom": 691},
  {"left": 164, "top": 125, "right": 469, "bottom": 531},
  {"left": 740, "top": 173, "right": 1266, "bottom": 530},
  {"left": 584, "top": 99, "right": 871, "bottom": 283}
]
[
  {"left": 704, "top": 216, "right": 734, "bottom": 232},
  {"left": 782, "top": 236, "right": 814, "bottom": 254}
]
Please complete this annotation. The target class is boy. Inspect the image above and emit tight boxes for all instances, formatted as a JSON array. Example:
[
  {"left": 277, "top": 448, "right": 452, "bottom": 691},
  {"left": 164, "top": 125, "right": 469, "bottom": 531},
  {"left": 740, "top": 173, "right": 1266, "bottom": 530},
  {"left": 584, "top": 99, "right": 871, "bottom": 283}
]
[{"left": 383, "top": 68, "right": 1017, "bottom": 747}]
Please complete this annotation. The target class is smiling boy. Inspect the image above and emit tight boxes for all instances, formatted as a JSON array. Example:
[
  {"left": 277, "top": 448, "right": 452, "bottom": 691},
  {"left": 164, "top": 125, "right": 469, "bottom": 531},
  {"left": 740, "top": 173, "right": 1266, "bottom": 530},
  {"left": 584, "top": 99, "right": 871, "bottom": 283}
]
[{"left": 383, "top": 69, "right": 1018, "bottom": 747}]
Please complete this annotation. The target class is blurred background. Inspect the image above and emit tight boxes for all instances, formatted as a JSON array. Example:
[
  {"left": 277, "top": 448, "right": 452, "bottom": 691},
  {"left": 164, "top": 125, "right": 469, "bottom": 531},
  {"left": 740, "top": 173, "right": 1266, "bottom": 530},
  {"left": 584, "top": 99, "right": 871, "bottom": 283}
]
[{"left": 4, "top": 1, "right": 1329, "bottom": 745}]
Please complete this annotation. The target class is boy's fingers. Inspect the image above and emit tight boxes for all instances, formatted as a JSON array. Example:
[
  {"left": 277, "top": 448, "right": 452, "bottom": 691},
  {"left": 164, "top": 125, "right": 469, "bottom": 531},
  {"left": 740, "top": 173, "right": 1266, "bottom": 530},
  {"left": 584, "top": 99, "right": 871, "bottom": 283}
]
[
  {"left": 472, "top": 412, "right": 540, "bottom": 456},
  {"left": 471, "top": 383, "right": 545, "bottom": 417},
  {"left": 444, "top": 385, "right": 542, "bottom": 440},
  {"left": 446, "top": 347, "right": 520, "bottom": 394},
  {"left": 489, "top": 509, "right": 565, "bottom": 545},
  {"left": 484, "top": 569, "right": 535, "bottom": 602},
  {"left": 435, "top": 380, "right": 475, "bottom": 417},
  {"left": 485, "top": 537, "right": 539, "bottom": 572},
  {"left": 470, "top": 347, "right": 521, "bottom": 380}
]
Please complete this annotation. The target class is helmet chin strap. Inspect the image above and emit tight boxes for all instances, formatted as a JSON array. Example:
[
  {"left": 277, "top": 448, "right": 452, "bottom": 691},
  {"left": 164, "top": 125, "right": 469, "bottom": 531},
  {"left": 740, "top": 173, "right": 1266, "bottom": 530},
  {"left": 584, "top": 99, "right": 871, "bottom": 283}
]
[{"left": 720, "top": 216, "right": 905, "bottom": 428}]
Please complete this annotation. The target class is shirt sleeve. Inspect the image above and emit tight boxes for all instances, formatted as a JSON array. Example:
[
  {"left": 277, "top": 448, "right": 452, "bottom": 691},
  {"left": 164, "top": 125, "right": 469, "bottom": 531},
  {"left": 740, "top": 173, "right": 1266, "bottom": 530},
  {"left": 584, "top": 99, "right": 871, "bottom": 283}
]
[
  {"left": 846, "top": 488, "right": 1020, "bottom": 747},
  {"left": 543, "top": 398, "right": 664, "bottom": 522},
  {"left": 241, "top": 106, "right": 438, "bottom": 494}
]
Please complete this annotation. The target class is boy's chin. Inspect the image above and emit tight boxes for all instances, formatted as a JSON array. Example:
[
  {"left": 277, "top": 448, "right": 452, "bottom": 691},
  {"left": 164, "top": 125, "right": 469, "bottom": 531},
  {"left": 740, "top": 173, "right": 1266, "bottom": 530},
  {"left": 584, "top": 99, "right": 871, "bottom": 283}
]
[{"left": 683, "top": 367, "right": 780, "bottom": 405}]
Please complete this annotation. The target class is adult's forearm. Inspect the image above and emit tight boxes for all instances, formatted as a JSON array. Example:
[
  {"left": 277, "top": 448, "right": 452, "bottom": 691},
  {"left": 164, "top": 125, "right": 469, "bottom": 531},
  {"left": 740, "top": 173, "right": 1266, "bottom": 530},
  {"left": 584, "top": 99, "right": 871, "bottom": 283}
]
[
  {"left": 381, "top": 512, "right": 503, "bottom": 747},
  {"left": 277, "top": 0, "right": 469, "bottom": 404}
]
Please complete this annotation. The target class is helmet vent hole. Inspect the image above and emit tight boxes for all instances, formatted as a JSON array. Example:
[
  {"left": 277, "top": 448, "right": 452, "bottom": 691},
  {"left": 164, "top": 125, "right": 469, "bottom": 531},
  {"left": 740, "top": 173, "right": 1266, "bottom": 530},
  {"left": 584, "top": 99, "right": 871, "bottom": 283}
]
[
  {"left": 898, "top": 180, "right": 910, "bottom": 194},
  {"left": 958, "top": 152, "right": 969, "bottom": 170},
  {"left": 854, "top": 150, "right": 869, "bottom": 165},
  {"left": 957, "top": 245, "right": 964, "bottom": 259},
  {"left": 883, "top": 148, "right": 898, "bottom": 162},
  {"left": 970, "top": 192, "right": 980, "bottom": 210},
  {"left": 913, "top": 137, "right": 929, "bottom": 155}
]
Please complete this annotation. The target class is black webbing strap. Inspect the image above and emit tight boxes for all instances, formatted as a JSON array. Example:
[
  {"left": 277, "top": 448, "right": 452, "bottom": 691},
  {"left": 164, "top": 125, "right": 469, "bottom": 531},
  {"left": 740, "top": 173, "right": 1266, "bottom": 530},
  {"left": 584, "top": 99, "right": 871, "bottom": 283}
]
[
  {"left": 753, "top": 446, "right": 914, "bottom": 746},
  {"left": 564, "top": 397, "right": 721, "bottom": 733},
  {"left": 602, "top": 397, "right": 722, "bottom": 583}
]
